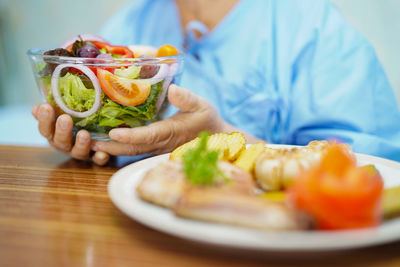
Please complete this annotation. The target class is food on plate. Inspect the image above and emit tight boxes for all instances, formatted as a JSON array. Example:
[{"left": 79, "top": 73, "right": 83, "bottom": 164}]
[
  {"left": 174, "top": 187, "right": 310, "bottom": 230},
  {"left": 383, "top": 185, "right": 400, "bottom": 219},
  {"left": 138, "top": 132, "right": 309, "bottom": 230},
  {"left": 261, "top": 185, "right": 400, "bottom": 219},
  {"left": 254, "top": 141, "right": 354, "bottom": 191},
  {"left": 287, "top": 145, "right": 383, "bottom": 230},
  {"left": 137, "top": 159, "right": 256, "bottom": 208},
  {"left": 137, "top": 131, "right": 392, "bottom": 231},
  {"left": 137, "top": 160, "right": 185, "bottom": 208},
  {"left": 233, "top": 142, "right": 266, "bottom": 172},
  {"left": 260, "top": 191, "right": 286, "bottom": 203},
  {"left": 28, "top": 34, "right": 182, "bottom": 139},
  {"left": 137, "top": 132, "right": 255, "bottom": 208},
  {"left": 169, "top": 132, "right": 246, "bottom": 161}
]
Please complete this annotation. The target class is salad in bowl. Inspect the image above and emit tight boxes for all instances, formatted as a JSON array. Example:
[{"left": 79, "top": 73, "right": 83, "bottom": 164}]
[{"left": 28, "top": 34, "right": 184, "bottom": 140}]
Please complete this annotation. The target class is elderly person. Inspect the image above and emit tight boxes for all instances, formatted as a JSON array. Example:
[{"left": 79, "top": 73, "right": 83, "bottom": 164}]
[{"left": 32, "top": 0, "right": 400, "bottom": 165}]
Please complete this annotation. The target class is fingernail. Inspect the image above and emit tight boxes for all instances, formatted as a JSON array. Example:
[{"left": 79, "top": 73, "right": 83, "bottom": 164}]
[
  {"left": 96, "top": 151, "right": 107, "bottom": 160},
  {"left": 78, "top": 134, "right": 89, "bottom": 144},
  {"left": 110, "top": 131, "right": 120, "bottom": 140},
  {"left": 91, "top": 144, "right": 98, "bottom": 151},
  {"left": 39, "top": 107, "right": 49, "bottom": 119},
  {"left": 59, "top": 119, "right": 69, "bottom": 130}
]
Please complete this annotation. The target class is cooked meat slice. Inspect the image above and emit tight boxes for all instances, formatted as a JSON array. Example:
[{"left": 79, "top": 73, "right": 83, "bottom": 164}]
[
  {"left": 137, "top": 160, "right": 257, "bottom": 208},
  {"left": 215, "top": 161, "right": 255, "bottom": 194},
  {"left": 174, "top": 187, "right": 311, "bottom": 230},
  {"left": 136, "top": 160, "right": 185, "bottom": 208},
  {"left": 137, "top": 159, "right": 310, "bottom": 230}
]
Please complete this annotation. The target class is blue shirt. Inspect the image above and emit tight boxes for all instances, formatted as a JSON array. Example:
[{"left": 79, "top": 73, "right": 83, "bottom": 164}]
[{"left": 101, "top": 0, "right": 400, "bottom": 161}]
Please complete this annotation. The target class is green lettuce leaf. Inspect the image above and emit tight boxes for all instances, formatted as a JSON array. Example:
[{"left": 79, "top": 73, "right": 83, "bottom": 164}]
[
  {"left": 114, "top": 65, "right": 141, "bottom": 79},
  {"left": 43, "top": 73, "right": 166, "bottom": 134},
  {"left": 59, "top": 73, "right": 96, "bottom": 112}
]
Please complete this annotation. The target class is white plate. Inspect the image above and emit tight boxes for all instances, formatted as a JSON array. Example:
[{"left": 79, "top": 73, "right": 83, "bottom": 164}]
[{"left": 108, "top": 145, "right": 400, "bottom": 251}]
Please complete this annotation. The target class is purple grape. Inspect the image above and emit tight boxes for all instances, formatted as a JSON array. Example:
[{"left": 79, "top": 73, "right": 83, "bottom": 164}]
[
  {"left": 139, "top": 64, "right": 159, "bottom": 78},
  {"left": 77, "top": 44, "right": 100, "bottom": 58}
]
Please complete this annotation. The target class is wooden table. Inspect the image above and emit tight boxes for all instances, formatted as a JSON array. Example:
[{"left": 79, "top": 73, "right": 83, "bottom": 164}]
[{"left": 1, "top": 145, "right": 400, "bottom": 267}]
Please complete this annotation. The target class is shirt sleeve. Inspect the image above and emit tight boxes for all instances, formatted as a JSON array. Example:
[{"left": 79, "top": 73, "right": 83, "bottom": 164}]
[{"left": 285, "top": 0, "right": 400, "bottom": 161}]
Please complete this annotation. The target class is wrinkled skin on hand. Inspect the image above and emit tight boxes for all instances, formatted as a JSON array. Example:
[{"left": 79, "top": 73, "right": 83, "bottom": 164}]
[
  {"left": 32, "top": 104, "right": 110, "bottom": 166},
  {"left": 33, "top": 84, "right": 261, "bottom": 165},
  {"left": 91, "top": 84, "right": 227, "bottom": 156}
]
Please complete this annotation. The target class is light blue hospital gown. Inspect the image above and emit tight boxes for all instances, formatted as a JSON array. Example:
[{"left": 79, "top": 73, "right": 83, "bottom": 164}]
[{"left": 101, "top": 0, "right": 400, "bottom": 161}]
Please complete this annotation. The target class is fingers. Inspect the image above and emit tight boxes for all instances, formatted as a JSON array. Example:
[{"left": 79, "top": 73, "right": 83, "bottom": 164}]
[
  {"left": 52, "top": 114, "right": 74, "bottom": 152},
  {"left": 92, "top": 140, "right": 133, "bottom": 156},
  {"left": 34, "top": 104, "right": 111, "bottom": 165},
  {"left": 68, "top": 130, "right": 111, "bottom": 165},
  {"left": 108, "top": 85, "right": 209, "bottom": 145},
  {"left": 92, "top": 140, "right": 158, "bottom": 156},
  {"left": 109, "top": 120, "right": 174, "bottom": 144},
  {"left": 37, "top": 104, "right": 56, "bottom": 140},
  {"left": 70, "top": 130, "right": 91, "bottom": 160},
  {"left": 92, "top": 151, "right": 110, "bottom": 166},
  {"left": 168, "top": 84, "right": 208, "bottom": 112}
]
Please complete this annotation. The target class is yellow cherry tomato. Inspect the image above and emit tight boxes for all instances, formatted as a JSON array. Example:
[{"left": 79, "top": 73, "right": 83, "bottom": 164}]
[{"left": 156, "top": 44, "right": 179, "bottom": 57}]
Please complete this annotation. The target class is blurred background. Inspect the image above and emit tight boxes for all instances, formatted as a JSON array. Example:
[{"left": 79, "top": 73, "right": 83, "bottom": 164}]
[{"left": 0, "top": 0, "right": 399, "bottom": 144}]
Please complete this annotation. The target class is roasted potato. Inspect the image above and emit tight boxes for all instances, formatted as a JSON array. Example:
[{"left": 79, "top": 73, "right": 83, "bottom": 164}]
[
  {"left": 233, "top": 142, "right": 266, "bottom": 172},
  {"left": 169, "top": 132, "right": 246, "bottom": 161},
  {"left": 222, "top": 132, "right": 246, "bottom": 161}
]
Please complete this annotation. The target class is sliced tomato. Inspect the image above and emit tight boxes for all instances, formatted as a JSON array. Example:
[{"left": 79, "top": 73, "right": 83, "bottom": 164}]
[
  {"left": 89, "top": 66, "right": 120, "bottom": 75},
  {"left": 91, "top": 41, "right": 134, "bottom": 58},
  {"left": 65, "top": 44, "right": 73, "bottom": 52},
  {"left": 156, "top": 44, "right": 179, "bottom": 57},
  {"left": 66, "top": 41, "right": 134, "bottom": 58},
  {"left": 97, "top": 69, "right": 151, "bottom": 106},
  {"left": 287, "top": 145, "right": 383, "bottom": 230}
]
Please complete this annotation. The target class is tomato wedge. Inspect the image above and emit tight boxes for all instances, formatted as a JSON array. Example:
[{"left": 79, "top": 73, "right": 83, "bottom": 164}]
[
  {"left": 91, "top": 41, "right": 134, "bottom": 58},
  {"left": 287, "top": 145, "right": 383, "bottom": 230},
  {"left": 66, "top": 41, "right": 134, "bottom": 58},
  {"left": 97, "top": 69, "right": 151, "bottom": 106}
]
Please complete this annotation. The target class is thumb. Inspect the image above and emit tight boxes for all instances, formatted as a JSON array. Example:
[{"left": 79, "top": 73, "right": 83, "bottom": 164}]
[{"left": 168, "top": 84, "right": 208, "bottom": 112}]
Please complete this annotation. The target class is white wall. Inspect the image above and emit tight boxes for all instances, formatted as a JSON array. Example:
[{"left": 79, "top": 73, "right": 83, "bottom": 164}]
[{"left": 331, "top": 0, "right": 400, "bottom": 105}]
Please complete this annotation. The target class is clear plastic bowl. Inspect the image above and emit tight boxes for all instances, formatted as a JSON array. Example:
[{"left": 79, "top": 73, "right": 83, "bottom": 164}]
[{"left": 27, "top": 47, "right": 184, "bottom": 140}]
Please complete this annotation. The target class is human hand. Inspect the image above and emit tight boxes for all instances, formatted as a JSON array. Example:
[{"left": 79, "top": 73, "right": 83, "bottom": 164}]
[
  {"left": 91, "top": 84, "right": 227, "bottom": 156},
  {"left": 32, "top": 103, "right": 110, "bottom": 165}
]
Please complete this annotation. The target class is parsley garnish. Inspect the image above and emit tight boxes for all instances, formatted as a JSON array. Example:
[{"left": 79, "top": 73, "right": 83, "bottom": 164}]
[{"left": 183, "top": 131, "right": 226, "bottom": 186}]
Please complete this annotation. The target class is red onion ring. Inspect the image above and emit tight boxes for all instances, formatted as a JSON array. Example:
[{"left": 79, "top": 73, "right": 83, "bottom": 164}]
[
  {"left": 140, "top": 64, "right": 169, "bottom": 85},
  {"left": 51, "top": 64, "right": 102, "bottom": 118},
  {"left": 61, "top": 34, "right": 108, "bottom": 49},
  {"left": 155, "top": 63, "right": 179, "bottom": 112}
]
